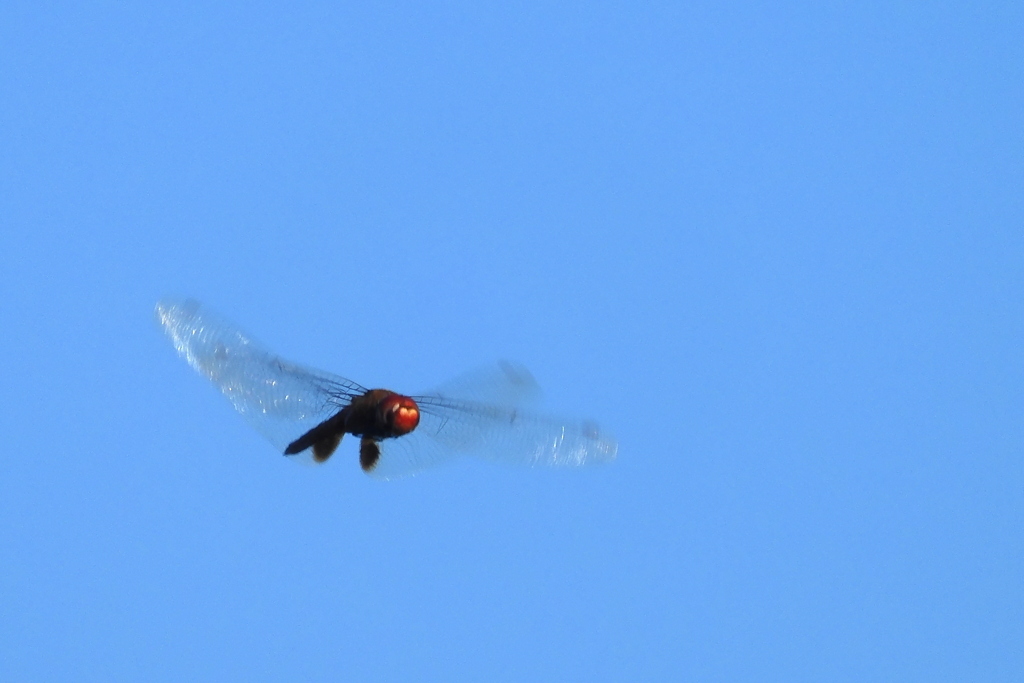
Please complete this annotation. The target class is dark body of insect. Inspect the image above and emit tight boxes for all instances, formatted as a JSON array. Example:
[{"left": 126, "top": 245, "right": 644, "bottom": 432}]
[{"left": 284, "top": 389, "right": 421, "bottom": 471}]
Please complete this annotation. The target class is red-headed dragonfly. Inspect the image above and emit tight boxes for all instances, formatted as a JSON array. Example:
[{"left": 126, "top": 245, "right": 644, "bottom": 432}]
[{"left": 156, "top": 300, "right": 617, "bottom": 479}]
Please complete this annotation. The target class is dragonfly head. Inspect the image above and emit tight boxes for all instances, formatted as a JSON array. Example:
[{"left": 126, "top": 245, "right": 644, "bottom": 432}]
[{"left": 380, "top": 394, "right": 420, "bottom": 436}]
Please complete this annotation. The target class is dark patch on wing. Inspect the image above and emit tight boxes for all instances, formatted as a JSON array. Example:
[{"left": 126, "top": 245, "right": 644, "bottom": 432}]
[
  {"left": 312, "top": 432, "right": 343, "bottom": 463},
  {"left": 360, "top": 437, "right": 381, "bottom": 472}
]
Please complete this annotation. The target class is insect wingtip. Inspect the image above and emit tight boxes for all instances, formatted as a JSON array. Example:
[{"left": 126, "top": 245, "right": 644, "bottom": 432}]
[
  {"left": 582, "top": 421, "right": 618, "bottom": 462},
  {"left": 154, "top": 298, "right": 202, "bottom": 329}
]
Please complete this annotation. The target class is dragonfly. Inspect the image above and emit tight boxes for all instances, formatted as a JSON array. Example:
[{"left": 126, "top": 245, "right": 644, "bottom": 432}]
[{"left": 155, "top": 299, "right": 617, "bottom": 479}]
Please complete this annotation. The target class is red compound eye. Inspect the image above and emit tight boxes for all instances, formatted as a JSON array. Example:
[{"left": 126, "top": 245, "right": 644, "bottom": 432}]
[{"left": 383, "top": 395, "right": 420, "bottom": 436}]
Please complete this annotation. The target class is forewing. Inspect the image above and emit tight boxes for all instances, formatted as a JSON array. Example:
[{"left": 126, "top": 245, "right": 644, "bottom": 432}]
[
  {"left": 418, "top": 398, "right": 617, "bottom": 467},
  {"left": 366, "top": 364, "right": 618, "bottom": 480},
  {"left": 156, "top": 299, "right": 367, "bottom": 458}
]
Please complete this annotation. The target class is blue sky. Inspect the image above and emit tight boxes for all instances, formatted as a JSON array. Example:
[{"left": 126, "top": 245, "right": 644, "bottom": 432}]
[{"left": 1, "top": 2, "right": 1021, "bottom": 680}]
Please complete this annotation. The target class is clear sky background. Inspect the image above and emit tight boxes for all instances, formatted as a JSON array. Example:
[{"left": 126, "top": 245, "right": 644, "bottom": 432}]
[{"left": 1, "top": 2, "right": 1021, "bottom": 681}]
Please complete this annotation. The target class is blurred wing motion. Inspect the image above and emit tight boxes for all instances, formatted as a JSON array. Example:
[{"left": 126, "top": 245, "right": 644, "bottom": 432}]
[
  {"left": 156, "top": 299, "right": 618, "bottom": 478},
  {"left": 370, "top": 393, "right": 617, "bottom": 481},
  {"left": 156, "top": 299, "right": 365, "bottom": 461}
]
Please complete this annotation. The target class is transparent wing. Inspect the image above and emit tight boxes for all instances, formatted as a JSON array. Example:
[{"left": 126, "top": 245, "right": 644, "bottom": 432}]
[
  {"left": 367, "top": 364, "right": 618, "bottom": 480},
  {"left": 155, "top": 299, "right": 367, "bottom": 460},
  {"left": 426, "top": 361, "right": 543, "bottom": 407},
  {"left": 156, "top": 299, "right": 618, "bottom": 478}
]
